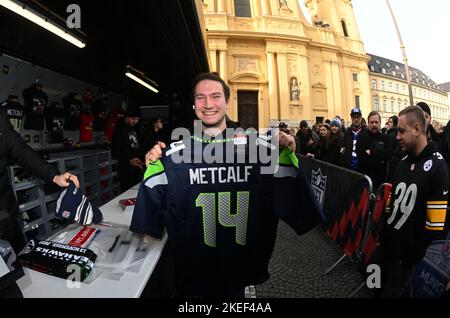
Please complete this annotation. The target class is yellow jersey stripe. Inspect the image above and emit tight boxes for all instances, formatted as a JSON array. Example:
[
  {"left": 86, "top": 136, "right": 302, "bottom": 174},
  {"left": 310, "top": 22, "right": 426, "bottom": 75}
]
[
  {"left": 426, "top": 209, "right": 447, "bottom": 223},
  {"left": 425, "top": 225, "right": 444, "bottom": 231},
  {"left": 427, "top": 201, "right": 448, "bottom": 205}
]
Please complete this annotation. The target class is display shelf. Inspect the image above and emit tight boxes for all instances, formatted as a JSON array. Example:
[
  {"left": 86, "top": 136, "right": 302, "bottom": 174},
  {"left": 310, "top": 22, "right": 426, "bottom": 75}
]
[
  {"left": 18, "top": 199, "right": 41, "bottom": 211},
  {"left": 8, "top": 149, "right": 122, "bottom": 242},
  {"left": 23, "top": 218, "right": 45, "bottom": 232},
  {"left": 14, "top": 179, "right": 39, "bottom": 191}
]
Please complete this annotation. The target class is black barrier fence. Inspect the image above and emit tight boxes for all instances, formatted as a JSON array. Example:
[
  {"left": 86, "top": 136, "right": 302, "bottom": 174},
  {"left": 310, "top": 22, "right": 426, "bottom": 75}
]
[
  {"left": 298, "top": 155, "right": 373, "bottom": 266},
  {"left": 298, "top": 155, "right": 450, "bottom": 297},
  {"left": 359, "top": 183, "right": 392, "bottom": 267}
]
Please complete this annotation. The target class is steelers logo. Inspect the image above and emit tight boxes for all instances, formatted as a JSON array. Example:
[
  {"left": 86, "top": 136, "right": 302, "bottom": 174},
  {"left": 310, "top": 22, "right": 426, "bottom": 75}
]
[{"left": 423, "top": 160, "right": 433, "bottom": 172}]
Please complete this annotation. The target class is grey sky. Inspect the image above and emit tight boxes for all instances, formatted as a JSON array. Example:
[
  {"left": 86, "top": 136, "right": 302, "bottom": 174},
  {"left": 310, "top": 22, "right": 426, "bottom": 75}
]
[{"left": 352, "top": 0, "right": 450, "bottom": 84}]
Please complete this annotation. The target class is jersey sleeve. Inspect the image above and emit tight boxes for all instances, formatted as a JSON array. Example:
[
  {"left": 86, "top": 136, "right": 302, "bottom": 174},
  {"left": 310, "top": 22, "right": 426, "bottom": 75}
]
[
  {"left": 129, "top": 159, "right": 168, "bottom": 239},
  {"left": 272, "top": 148, "right": 324, "bottom": 235},
  {"left": 425, "top": 156, "right": 449, "bottom": 241}
]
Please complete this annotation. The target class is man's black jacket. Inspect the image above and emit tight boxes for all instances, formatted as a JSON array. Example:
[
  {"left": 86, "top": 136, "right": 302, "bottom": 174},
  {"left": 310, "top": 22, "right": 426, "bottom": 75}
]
[
  {"left": 356, "top": 129, "right": 393, "bottom": 189},
  {"left": 1, "top": 109, "right": 59, "bottom": 290},
  {"left": 0, "top": 109, "right": 58, "bottom": 252}
]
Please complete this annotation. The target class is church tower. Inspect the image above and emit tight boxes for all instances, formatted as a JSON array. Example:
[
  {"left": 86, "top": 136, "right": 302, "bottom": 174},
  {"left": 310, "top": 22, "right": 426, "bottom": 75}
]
[
  {"left": 202, "top": 0, "right": 371, "bottom": 128},
  {"left": 304, "top": 0, "right": 364, "bottom": 52}
]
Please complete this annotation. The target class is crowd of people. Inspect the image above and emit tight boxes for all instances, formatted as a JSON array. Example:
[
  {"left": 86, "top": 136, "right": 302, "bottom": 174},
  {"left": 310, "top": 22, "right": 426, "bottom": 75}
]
[
  {"left": 279, "top": 102, "right": 450, "bottom": 190},
  {"left": 277, "top": 102, "right": 450, "bottom": 297}
]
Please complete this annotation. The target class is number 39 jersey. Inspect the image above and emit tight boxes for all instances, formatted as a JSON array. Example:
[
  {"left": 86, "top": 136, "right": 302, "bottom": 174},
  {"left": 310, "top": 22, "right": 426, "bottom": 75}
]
[
  {"left": 382, "top": 143, "right": 449, "bottom": 266},
  {"left": 130, "top": 134, "right": 323, "bottom": 296}
]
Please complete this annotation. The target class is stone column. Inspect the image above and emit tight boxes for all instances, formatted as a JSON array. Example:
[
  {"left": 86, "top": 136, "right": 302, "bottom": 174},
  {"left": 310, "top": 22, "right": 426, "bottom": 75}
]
[
  {"left": 298, "top": 54, "right": 311, "bottom": 121},
  {"left": 266, "top": 52, "right": 279, "bottom": 120},
  {"left": 217, "top": 0, "right": 224, "bottom": 13},
  {"left": 219, "top": 50, "right": 228, "bottom": 83},
  {"left": 250, "top": 0, "right": 258, "bottom": 16},
  {"left": 208, "top": 0, "right": 216, "bottom": 12},
  {"left": 261, "top": 0, "right": 269, "bottom": 15},
  {"left": 209, "top": 49, "right": 217, "bottom": 72},
  {"left": 276, "top": 52, "right": 289, "bottom": 120}
]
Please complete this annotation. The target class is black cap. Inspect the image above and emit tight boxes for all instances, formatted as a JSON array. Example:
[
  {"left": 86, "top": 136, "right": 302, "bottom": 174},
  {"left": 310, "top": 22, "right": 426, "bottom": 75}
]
[
  {"left": 350, "top": 108, "right": 362, "bottom": 116},
  {"left": 125, "top": 104, "right": 142, "bottom": 117},
  {"left": 416, "top": 102, "right": 431, "bottom": 116},
  {"left": 278, "top": 122, "right": 287, "bottom": 129}
]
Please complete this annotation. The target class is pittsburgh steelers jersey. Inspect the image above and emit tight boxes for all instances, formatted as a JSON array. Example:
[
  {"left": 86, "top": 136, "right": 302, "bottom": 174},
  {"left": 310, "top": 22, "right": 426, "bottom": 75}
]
[
  {"left": 382, "top": 143, "right": 449, "bottom": 266},
  {"left": 130, "top": 132, "right": 323, "bottom": 296}
]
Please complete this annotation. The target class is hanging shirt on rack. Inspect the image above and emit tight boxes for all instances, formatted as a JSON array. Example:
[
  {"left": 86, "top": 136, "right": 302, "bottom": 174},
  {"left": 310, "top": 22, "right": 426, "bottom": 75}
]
[
  {"left": 79, "top": 111, "right": 94, "bottom": 143},
  {"left": 22, "top": 84, "right": 48, "bottom": 131},
  {"left": 1, "top": 97, "right": 24, "bottom": 133},
  {"left": 45, "top": 101, "right": 65, "bottom": 143},
  {"left": 63, "top": 94, "right": 83, "bottom": 131}
]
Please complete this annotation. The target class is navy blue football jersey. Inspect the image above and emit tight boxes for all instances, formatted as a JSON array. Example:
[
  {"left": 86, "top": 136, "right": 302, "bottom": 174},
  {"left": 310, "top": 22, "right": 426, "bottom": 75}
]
[
  {"left": 130, "top": 133, "right": 323, "bottom": 296},
  {"left": 2, "top": 100, "right": 24, "bottom": 133}
]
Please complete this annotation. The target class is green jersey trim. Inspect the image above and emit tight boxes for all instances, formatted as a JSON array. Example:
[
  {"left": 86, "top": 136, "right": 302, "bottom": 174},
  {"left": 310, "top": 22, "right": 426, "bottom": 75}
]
[
  {"left": 144, "top": 159, "right": 165, "bottom": 180},
  {"left": 279, "top": 148, "right": 299, "bottom": 169}
]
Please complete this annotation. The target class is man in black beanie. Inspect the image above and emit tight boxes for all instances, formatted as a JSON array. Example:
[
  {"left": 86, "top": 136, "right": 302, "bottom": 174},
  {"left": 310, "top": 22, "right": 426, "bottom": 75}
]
[
  {"left": 111, "top": 104, "right": 144, "bottom": 192},
  {"left": 416, "top": 102, "right": 439, "bottom": 143}
]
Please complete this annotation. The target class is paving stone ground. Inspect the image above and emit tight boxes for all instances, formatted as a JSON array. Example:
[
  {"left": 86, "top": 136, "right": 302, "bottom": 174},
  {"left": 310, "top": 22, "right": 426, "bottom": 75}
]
[{"left": 252, "top": 221, "right": 374, "bottom": 298}]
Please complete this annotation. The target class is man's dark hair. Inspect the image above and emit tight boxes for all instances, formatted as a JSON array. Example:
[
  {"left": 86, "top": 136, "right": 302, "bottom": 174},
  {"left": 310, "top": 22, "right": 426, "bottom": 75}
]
[
  {"left": 399, "top": 105, "right": 426, "bottom": 133},
  {"left": 416, "top": 101, "right": 431, "bottom": 116},
  {"left": 152, "top": 116, "right": 163, "bottom": 124},
  {"left": 299, "top": 120, "right": 308, "bottom": 128},
  {"left": 192, "top": 72, "right": 230, "bottom": 103},
  {"left": 367, "top": 111, "right": 381, "bottom": 122}
]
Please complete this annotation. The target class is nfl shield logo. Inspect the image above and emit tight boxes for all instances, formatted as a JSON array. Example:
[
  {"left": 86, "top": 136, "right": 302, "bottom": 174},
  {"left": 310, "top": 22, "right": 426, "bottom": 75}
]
[{"left": 311, "top": 168, "right": 327, "bottom": 209}]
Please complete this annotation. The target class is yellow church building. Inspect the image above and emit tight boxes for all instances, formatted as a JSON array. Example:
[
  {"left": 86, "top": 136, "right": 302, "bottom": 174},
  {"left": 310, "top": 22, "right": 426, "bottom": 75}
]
[{"left": 202, "top": 0, "right": 372, "bottom": 129}]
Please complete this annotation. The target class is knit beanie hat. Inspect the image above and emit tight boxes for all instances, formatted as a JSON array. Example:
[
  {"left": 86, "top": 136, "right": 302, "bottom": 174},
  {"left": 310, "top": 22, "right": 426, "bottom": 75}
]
[
  {"left": 330, "top": 118, "right": 342, "bottom": 128},
  {"left": 56, "top": 182, "right": 103, "bottom": 225}
]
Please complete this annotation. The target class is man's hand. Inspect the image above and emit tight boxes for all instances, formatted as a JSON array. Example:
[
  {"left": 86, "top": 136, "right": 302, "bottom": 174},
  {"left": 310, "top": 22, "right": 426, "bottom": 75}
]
[
  {"left": 307, "top": 138, "right": 314, "bottom": 146},
  {"left": 279, "top": 131, "right": 296, "bottom": 153},
  {"left": 145, "top": 142, "right": 166, "bottom": 167},
  {"left": 130, "top": 158, "right": 143, "bottom": 169},
  {"left": 53, "top": 172, "right": 80, "bottom": 188}
]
